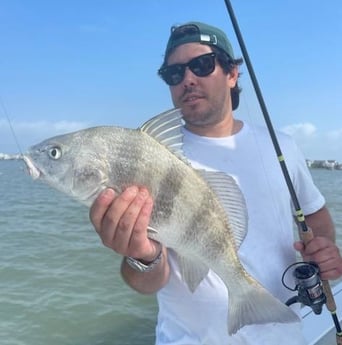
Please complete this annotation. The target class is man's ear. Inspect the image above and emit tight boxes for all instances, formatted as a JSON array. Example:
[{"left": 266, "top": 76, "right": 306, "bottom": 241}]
[{"left": 227, "top": 66, "right": 239, "bottom": 88}]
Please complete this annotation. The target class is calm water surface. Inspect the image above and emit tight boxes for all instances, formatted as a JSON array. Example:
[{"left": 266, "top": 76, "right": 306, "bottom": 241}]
[{"left": 0, "top": 160, "right": 341, "bottom": 345}]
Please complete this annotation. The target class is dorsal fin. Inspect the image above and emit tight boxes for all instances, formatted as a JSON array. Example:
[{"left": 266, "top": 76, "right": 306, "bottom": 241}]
[
  {"left": 139, "top": 108, "right": 185, "bottom": 157},
  {"left": 197, "top": 170, "right": 248, "bottom": 248}
]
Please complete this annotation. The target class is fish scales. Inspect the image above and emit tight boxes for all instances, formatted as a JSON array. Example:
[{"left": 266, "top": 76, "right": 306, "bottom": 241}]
[
  {"left": 99, "top": 128, "right": 238, "bottom": 263},
  {"left": 22, "top": 108, "right": 299, "bottom": 335}
]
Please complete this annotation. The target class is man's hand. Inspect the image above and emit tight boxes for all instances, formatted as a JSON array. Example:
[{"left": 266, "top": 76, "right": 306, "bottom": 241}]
[
  {"left": 90, "top": 186, "right": 160, "bottom": 262},
  {"left": 294, "top": 236, "right": 342, "bottom": 280}
]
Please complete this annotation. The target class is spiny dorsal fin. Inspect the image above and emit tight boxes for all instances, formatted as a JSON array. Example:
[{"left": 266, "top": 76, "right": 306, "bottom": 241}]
[
  {"left": 197, "top": 170, "right": 248, "bottom": 248},
  {"left": 139, "top": 108, "right": 185, "bottom": 158}
]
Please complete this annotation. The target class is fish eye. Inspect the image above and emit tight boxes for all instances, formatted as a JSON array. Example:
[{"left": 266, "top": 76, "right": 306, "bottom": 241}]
[{"left": 48, "top": 146, "right": 62, "bottom": 160}]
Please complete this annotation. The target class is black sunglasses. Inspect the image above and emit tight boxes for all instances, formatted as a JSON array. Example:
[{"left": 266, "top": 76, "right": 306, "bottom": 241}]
[{"left": 158, "top": 52, "right": 216, "bottom": 86}]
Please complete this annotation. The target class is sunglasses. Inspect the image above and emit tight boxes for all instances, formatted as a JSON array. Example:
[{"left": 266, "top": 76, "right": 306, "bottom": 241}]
[{"left": 158, "top": 52, "right": 216, "bottom": 86}]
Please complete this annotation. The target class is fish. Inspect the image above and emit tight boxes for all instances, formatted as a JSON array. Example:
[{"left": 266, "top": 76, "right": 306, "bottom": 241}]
[{"left": 22, "top": 108, "right": 299, "bottom": 334}]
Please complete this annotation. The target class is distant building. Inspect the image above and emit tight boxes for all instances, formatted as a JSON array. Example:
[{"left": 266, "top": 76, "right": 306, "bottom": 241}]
[{"left": 307, "top": 159, "right": 340, "bottom": 170}]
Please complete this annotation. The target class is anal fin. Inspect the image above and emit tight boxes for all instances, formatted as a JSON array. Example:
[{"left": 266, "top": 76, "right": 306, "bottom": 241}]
[{"left": 178, "top": 255, "right": 209, "bottom": 292}]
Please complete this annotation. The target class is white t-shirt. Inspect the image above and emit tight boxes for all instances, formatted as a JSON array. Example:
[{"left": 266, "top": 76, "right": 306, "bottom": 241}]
[{"left": 155, "top": 122, "right": 325, "bottom": 345}]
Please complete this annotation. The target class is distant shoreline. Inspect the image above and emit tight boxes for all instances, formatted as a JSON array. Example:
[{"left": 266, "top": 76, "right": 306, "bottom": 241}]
[
  {"left": 0, "top": 154, "right": 21, "bottom": 160},
  {"left": 306, "top": 159, "right": 342, "bottom": 170},
  {"left": 1, "top": 154, "right": 342, "bottom": 170}
]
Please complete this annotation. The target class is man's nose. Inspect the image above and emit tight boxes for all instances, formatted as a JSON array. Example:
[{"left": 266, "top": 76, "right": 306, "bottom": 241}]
[{"left": 182, "top": 66, "right": 197, "bottom": 87}]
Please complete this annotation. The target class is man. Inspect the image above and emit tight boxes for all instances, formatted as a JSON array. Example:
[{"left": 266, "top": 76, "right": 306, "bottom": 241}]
[{"left": 90, "top": 22, "right": 342, "bottom": 344}]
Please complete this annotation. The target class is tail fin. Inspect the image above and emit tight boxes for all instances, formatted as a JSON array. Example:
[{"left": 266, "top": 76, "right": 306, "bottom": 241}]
[{"left": 228, "top": 280, "right": 299, "bottom": 335}]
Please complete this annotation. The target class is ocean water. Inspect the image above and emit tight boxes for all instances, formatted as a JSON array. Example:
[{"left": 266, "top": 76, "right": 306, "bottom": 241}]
[
  {"left": 0, "top": 160, "right": 157, "bottom": 345},
  {"left": 0, "top": 160, "right": 341, "bottom": 345}
]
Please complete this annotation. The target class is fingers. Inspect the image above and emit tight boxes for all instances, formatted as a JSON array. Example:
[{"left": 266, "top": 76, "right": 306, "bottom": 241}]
[
  {"left": 105, "top": 186, "right": 149, "bottom": 252},
  {"left": 294, "top": 237, "right": 342, "bottom": 280},
  {"left": 314, "top": 244, "right": 342, "bottom": 280},
  {"left": 89, "top": 188, "right": 116, "bottom": 231},
  {"left": 128, "top": 195, "right": 155, "bottom": 259},
  {"left": 89, "top": 186, "right": 155, "bottom": 258},
  {"left": 293, "top": 241, "right": 304, "bottom": 254}
]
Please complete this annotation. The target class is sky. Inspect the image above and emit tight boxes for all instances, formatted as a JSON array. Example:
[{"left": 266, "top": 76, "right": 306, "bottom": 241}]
[{"left": 0, "top": 0, "right": 341, "bottom": 161}]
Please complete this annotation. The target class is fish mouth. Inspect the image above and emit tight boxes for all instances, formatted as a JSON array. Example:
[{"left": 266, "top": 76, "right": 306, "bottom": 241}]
[{"left": 21, "top": 155, "right": 41, "bottom": 180}]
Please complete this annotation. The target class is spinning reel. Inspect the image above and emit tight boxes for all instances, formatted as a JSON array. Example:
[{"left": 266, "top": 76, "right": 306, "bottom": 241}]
[{"left": 282, "top": 262, "right": 326, "bottom": 314}]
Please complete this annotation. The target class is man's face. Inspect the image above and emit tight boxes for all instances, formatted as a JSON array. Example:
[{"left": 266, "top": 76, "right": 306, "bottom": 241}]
[{"left": 166, "top": 42, "right": 238, "bottom": 129}]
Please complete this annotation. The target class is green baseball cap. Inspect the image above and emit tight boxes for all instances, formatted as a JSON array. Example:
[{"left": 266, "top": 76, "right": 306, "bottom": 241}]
[{"left": 164, "top": 21, "right": 235, "bottom": 60}]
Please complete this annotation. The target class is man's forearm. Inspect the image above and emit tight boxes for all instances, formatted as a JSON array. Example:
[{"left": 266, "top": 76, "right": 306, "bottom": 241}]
[
  {"left": 305, "top": 206, "right": 335, "bottom": 241},
  {"left": 120, "top": 247, "right": 170, "bottom": 294}
]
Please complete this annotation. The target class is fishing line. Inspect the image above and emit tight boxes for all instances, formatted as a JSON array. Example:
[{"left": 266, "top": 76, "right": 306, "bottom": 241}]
[
  {"left": 223, "top": 1, "right": 342, "bottom": 343},
  {"left": 0, "top": 95, "right": 23, "bottom": 155}
]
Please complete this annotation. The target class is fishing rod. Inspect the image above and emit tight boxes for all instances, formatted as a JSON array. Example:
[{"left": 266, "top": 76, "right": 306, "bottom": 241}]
[{"left": 223, "top": 1, "right": 342, "bottom": 343}]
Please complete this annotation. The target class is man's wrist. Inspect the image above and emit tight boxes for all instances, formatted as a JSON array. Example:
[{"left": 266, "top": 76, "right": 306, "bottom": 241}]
[{"left": 125, "top": 245, "right": 163, "bottom": 272}]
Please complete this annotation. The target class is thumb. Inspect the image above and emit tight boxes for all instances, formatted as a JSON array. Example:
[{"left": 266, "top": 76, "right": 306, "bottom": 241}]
[{"left": 293, "top": 240, "right": 305, "bottom": 253}]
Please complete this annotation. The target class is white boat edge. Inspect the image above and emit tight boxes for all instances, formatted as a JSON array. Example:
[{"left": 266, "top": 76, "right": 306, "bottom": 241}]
[{"left": 302, "top": 280, "right": 342, "bottom": 344}]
